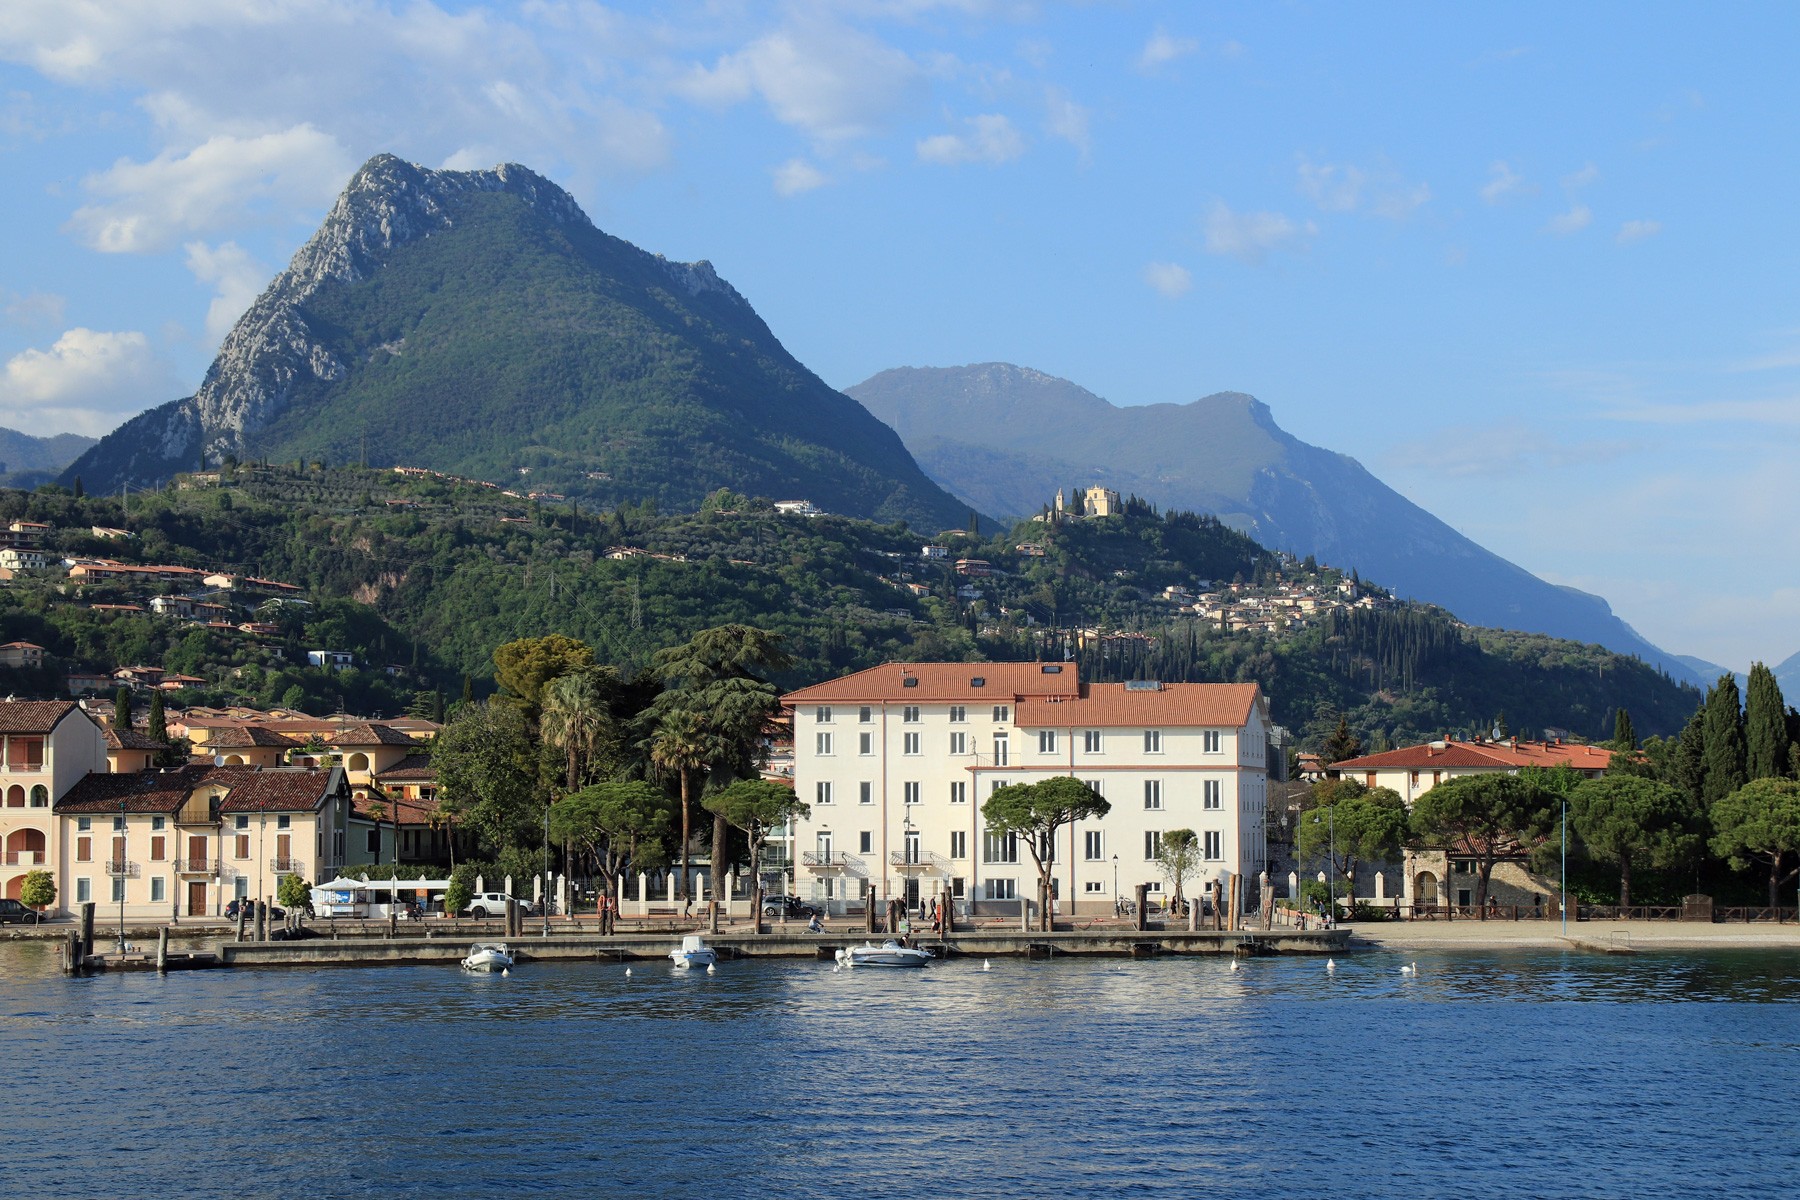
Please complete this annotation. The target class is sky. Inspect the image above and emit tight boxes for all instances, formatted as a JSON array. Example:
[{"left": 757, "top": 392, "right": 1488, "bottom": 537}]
[{"left": 2, "top": 1, "right": 1798, "bottom": 673}]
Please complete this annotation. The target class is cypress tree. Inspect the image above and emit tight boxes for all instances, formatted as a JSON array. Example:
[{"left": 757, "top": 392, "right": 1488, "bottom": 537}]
[
  {"left": 461, "top": 673, "right": 474, "bottom": 706},
  {"left": 1701, "top": 674, "right": 1747, "bottom": 804},
  {"left": 1672, "top": 706, "right": 1707, "bottom": 806},
  {"left": 1744, "top": 662, "right": 1789, "bottom": 781},
  {"left": 147, "top": 689, "right": 168, "bottom": 745},
  {"left": 113, "top": 686, "right": 133, "bottom": 729},
  {"left": 1612, "top": 707, "right": 1638, "bottom": 752}
]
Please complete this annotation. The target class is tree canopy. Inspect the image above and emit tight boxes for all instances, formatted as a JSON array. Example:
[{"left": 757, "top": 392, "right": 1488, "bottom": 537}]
[
  {"left": 1568, "top": 775, "right": 1703, "bottom": 907},
  {"left": 1409, "top": 774, "right": 1554, "bottom": 909},
  {"left": 1710, "top": 777, "right": 1800, "bottom": 907},
  {"left": 983, "top": 776, "right": 1109, "bottom": 931},
  {"left": 1296, "top": 782, "right": 1407, "bottom": 901}
]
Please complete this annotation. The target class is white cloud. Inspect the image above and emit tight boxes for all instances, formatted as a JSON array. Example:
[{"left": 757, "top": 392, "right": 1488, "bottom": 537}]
[
  {"left": 917, "top": 113, "right": 1024, "bottom": 165},
  {"left": 1137, "top": 27, "right": 1199, "bottom": 73},
  {"left": 1616, "top": 219, "right": 1662, "bottom": 245},
  {"left": 1043, "top": 86, "right": 1090, "bottom": 163},
  {"left": 772, "top": 158, "right": 829, "bottom": 196},
  {"left": 1563, "top": 162, "right": 1600, "bottom": 190},
  {"left": 1546, "top": 203, "right": 1592, "bottom": 235},
  {"left": 66, "top": 125, "right": 352, "bottom": 253},
  {"left": 678, "top": 20, "right": 923, "bottom": 144},
  {"left": 1204, "top": 202, "right": 1315, "bottom": 264},
  {"left": 1600, "top": 397, "right": 1800, "bottom": 426},
  {"left": 2, "top": 290, "right": 65, "bottom": 328},
  {"left": 184, "top": 240, "right": 269, "bottom": 346},
  {"left": 1298, "top": 161, "right": 1364, "bottom": 213},
  {"left": 1299, "top": 156, "right": 1429, "bottom": 219},
  {"left": 1480, "top": 160, "right": 1527, "bottom": 203},
  {"left": 0, "top": 327, "right": 182, "bottom": 436},
  {"left": 1141, "top": 261, "right": 1191, "bottom": 299}
]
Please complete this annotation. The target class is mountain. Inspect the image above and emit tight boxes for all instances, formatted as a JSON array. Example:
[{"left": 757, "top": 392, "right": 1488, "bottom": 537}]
[
  {"left": 1773, "top": 650, "right": 1800, "bottom": 699},
  {"left": 848, "top": 363, "right": 1702, "bottom": 685},
  {"left": 61, "top": 154, "right": 974, "bottom": 532},
  {"left": 0, "top": 428, "right": 96, "bottom": 488}
]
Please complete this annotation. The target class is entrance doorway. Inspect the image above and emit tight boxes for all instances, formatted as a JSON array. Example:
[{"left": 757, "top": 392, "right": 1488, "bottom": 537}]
[
  {"left": 1414, "top": 871, "right": 1439, "bottom": 905},
  {"left": 187, "top": 880, "right": 207, "bottom": 916}
]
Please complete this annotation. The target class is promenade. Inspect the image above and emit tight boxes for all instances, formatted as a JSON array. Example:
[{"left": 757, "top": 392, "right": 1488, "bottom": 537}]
[{"left": 1348, "top": 918, "right": 1800, "bottom": 952}]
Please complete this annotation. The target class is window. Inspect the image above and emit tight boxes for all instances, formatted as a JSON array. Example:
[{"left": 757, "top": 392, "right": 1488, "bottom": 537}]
[
  {"left": 1202, "top": 730, "right": 1222, "bottom": 753},
  {"left": 949, "top": 732, "right": 967, "bottom": 755},
  {"left": 904, "top": 781, "right": 920, "bottom": 805},
  {"left": 1083, "top": 730, "right": 1102, "bottom": 753},
  {"left": 111, "top": 878, "right": 125, "bottom": 903},
  {"left": 1203, "top": 831, "right": 1222, "bottom": 860},
  {"left": 815, "top": 706, "right": 833, "bottom": 723},
  {"left": 1084, "top": 881, "right": 1104, "bottom": 893},
  {"left": 1084, "top": 831, "right": 1104, "bottom": 860},
  {"left": 76, "top": 836, "right": 92, "bottom": 862},
  {"left": 1144, "top": 730, "right": 1162, "bottom": 753},
  {"left": 77, "top": 817, "right": 91, "bottom": 831},
  {"left": 151, "top": 816, "right": 165, "bottom": 831},
  {"left": 1203, "top": 780, "right": 1222, "bottom": 810},
  {"left": 1143, "top": 780, "right": 1162, "bottom": 811},
  {"left": 949, "top": 706, "right": 966, "bottom": 723},
  {"left": 859, "top": 781, "right": 872, "bottom": 805},
  {"left": 235, "top": 835, "right": 250, "bottom": 859},
  {"left": 949, "top": 831, "right": 967, "bottom": 859},
  {"left": 6, "top": 736, "right": 44, "bottom": 771},
  {"left": 277, "top": 815, "right": 290, "bottom": 830},
  {"left": 1145, "top": 881, "right": 1164, "bottom": 895},
  {"left": 992, "top": 735, "right": 1009, "bottom": 767},
  {"left": 983, "top": 832, "right": 1018, "bottom": 864},
  {"left": 859, "top": 732, "right": 873, "bottom": 755},
  {"left": 951, "top": 877, "right": 966, "bottom": 898},
  {"left": 1366, "top": 773, "right": 1378, "bottom": 789},
  {"left": 983, "top": 878, "right": 1017, "bottom": 900},
  {"left": 76, "top": 878, "right": 91, "bottom": 904},
  {"left": 150, "top": 836, "right": 166, "bottom": 861},
  {"left": 234, "top": 814, "right": 249, "bottom": 830},
  {"left": 150, "top": 877, "right": 166, "bottom": 904},
  {"left": 235, "top": 877, "right": 249, "bottom": 899},
  {"left": 365, "top": 829, "right": 380, "bottom": 853},
  {"left": 902, "top": 706, "right": 921, "bottom": 723},
  {"left": 815, "top": 781, "right": 833, "bottom": 805},
  {"left": 1144, "top": 831, "right": 1162, "bottom": 860},
  {"left": 113, "top": 815, "right": 126, "bottom": 831},
  {"left": 816, "top": 732, "right": 833, "bottom": 756},
  {"left": 859, "top": 831, "right": 872, "bottom": 854},
  {"left": 859, "top": 706, "right": 873, "bottom": 723},
  {"left": 28, "top": 785, "right": 47, "bottom": 808},
  {"left": 1038, "top": 730, "right": 1058, "bottom": 753},
  {"left": 903, "top": 732, "right": 921, "bottom": 755},
  {"left": 949, "top": 780, "right": 967, "bottom": 805},
  {"left": 992, "top": 705, "right": 1010, "bottom": 722},
  {"left": 1084, "top": 779, "right": 1104, "bottom": 799}
]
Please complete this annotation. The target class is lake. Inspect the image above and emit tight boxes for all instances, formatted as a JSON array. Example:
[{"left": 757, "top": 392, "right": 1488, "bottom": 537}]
[{"left": 3, "top": 942, "right": 1798, "bottom": 1197}]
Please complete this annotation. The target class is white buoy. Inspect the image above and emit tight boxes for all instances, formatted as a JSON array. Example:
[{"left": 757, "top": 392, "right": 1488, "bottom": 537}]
[
  {"left": 706, "top": 963, "right": 715, "bottom": 974},
  {"left": 1229, "top": 959, "right": 1241, "bottom": 972},
  {"left": 625, "top": 967, "right": 632, "bottom": 977},
  {"left": 501, "top": 967, "right": 509, "bottom": 977},
  {"left": 1326, "top": 959, "right": 1336, "bottom": 972},
  {"left": 833, "top": 963, "right": 841, "bottom": 973},
  {"left": 982, "top": 959, "right": 991, "bottom": 972}
]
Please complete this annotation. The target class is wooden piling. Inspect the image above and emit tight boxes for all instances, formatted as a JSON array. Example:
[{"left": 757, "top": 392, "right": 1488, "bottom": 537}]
[
  {"left": 708, "top": 900, "right": 720, "bottom": 935},
  {"left": 156, "top": 926, "right": 169, "bottom": 973},
  {"left": 1134, "top": 884, "right": 1148, "bottom": 932},
  {"left": 79, "top": 902, "right": 95, "bottom": 960}
]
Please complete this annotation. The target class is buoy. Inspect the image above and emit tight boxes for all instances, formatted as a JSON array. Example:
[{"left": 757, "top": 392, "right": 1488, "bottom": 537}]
[
  {"left": 501, "top": 967, "right": 510, "bottom": 977},
  {"left": 706, "top": 963, "right": 715, "bottom": 974},
  {"left": 982, "top": 959, "right": 991, "bottom": 972},
  {"left": 1325, "top": 959, "right": 1336, "bottom": 972},
  {"left": 625, "top": 967, "right": 632, "bottom": 977},
  {"left": 1229, "top": 960, "right": 1241, "bottom": 972}
]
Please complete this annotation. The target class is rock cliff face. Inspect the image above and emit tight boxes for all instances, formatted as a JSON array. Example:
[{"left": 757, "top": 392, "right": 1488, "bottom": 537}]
[
  {"left": 850, "top": 362, "right": 1701, "bottom": 684},
  {"left": 62, "top": 155, "right": 971, "bottom": 531}
]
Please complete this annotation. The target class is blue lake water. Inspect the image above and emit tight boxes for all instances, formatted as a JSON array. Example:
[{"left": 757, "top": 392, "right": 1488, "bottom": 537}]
[{"left": 3, "top": 942, "right": 1799, "bottom": 1198}]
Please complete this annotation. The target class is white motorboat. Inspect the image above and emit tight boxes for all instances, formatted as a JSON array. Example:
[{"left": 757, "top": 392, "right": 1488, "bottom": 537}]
[
  {"left": 461, "top": 942, "right": 513, "bottom": 973},
  {"left": 835, "top": 940, "right": 933, "bottom": 969},
  {"left": 669, "top": 935, "right": 718, "bottom": 969}
]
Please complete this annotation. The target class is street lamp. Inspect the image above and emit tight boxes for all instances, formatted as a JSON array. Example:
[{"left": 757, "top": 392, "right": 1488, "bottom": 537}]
[
  {"left": 541, "top": 804, "right": 551, "bottom": 937},
  {"left": 1312, "top": 806, "right": 1336, "bottom": 919},
  {"left": 1560, "top": 794, "right": 1568, "bottom": 937},
  {"left": 117, "top": 795, "right": 127, "bottom": 954},
  {"left": 1111, "top": 853, "right": 1119, "bottom": 914}
]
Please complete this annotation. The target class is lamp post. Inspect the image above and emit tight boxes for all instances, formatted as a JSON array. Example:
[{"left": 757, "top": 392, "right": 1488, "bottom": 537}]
[
  {"left": 1312, "top": 807, "right": 1336, "bottom": 918},
  {"left": 1560, "top": 794, "right": 1568, "bottom": 937},
  {"left": 117, "top": 795, "right": 127, "bottom": 954},
  {"left": 541, "top": 804, "right": 551, "bottom": 938},
  {"left": 1112, "top": 853, "right": 1119, "bottom": 916}
]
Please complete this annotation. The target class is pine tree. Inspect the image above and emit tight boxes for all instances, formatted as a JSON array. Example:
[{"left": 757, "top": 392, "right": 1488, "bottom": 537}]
[
  {"left": 1744, "top": 662, "right": 1790, "bottom": 781},
  {"left": 461, "top": 673, "right": 474, "bottom": 706},
  {"left": 147, "top": 689, "right": 168, "bottom": 745},
  {"left": 1612, "top": 708, "right": 1638, "bottom": 752},
  {"left": 1701, "top": 674, "right": 1747, "bottom": 805},
  {"left": 113, "top": 686, "right": 132, "bottom": 729},
  {"left": 72, "top": 476, "right": 84, "bottom": 499},
  {"left": 1672, "top": 707, "right": 1706, "bottom": 805}
]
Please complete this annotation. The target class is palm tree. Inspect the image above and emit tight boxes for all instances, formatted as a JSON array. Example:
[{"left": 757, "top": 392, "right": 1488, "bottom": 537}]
[
  {"left": 647, "top": 708, "right": 716, "bottom": 904},
  {"left": 541, "top": 667, "right": 619, "bottom": 791}
]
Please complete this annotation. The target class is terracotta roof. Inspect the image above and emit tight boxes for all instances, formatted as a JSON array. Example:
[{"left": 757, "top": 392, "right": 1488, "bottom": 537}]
[
  {"left": 215, "top": 767, "right": 343, "bottom": 813},
  {"left": 374, "top": 753, "right": 436, "bottom": 781},
  {"left": 0, "top": 640, "right": 44, "bottom": 650},
  {"left": 325, "top": 722, "right": 415, "bottom": 747},
  {"left": 0, "top": 699, "right": 83, "bottom": 735},
  {"left": 105, "top": 725, "right": 167, "bottom": 751},
  {"left": 1014, "top": 683, "right": 1261, "bottom": 729},
  {"left": 783, "top": 661, "right": 1083, "bottom": 705},
  {"left": 206, "top": 725, "right": 300, "bottom": 748},
  {"left": 54, "top": 765, "right": 342, "bottom": 815},
  {"left": 55, "top": 766, "right": 210, "bottom": 813},
  {"left": 1331, "top": 739, "right": 1615, "bottom": 772}
]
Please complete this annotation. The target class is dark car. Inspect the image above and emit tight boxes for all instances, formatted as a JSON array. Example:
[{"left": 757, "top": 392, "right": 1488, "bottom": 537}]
[
  {"left": 224, "top": 899, "right": 285, "bottom": 921},
  {"left": 761, "top": 895, "right": 820, "bottom": 919},
  {"left": 0, "top": 898, "right": 36, "bottom": 925}
]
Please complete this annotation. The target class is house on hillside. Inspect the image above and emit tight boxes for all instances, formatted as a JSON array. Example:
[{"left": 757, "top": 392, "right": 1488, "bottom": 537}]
[{"left": 0, "top": 642, "right": 45, "bottom": 669}]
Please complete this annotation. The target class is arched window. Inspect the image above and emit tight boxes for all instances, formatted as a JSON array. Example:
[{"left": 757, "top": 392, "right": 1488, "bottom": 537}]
[
  {"left": 347, "top": 753, "right": 371, "bottom": 773},
  {"left": 4, "top": 785, "right": 22, "bottom": 808},
  {"left": 28, "top": 785, "right": 48, "bottom": 808}
]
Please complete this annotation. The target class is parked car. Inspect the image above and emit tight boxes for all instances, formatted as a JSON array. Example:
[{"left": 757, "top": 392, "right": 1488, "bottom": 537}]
[
  {"left": 465, "top": 891, "right": 533, "bottom": 918},
  {"left": 0, "top": 898, "right": 36, "bottom": 925},
  {"left": 224, "top": 898, "right": 284, "bottom": 921},
  {"left": 761, "top": 895, "right": 820, "bottom": 919}
]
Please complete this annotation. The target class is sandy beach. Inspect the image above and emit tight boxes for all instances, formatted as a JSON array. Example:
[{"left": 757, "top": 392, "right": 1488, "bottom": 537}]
[{"left": 1346, "top": 919, "right": 1800, "bottom": 953}]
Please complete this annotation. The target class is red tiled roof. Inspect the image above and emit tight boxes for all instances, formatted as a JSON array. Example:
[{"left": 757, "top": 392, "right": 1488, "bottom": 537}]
[
  {"left": 54, "top": 765, "right": 342, "bottom": 814},
  {"left": 783, "top": 661, "right": 1082, "bottom": 705},
  {"left": 206, "top": 725, "right": 300, "bottom": 748},
  {"left": 374, "top": 753, "right": 436, "bottom": 781},
  {"left": 1331, "top": 739, "right": 1615, "bottom": 772},
  {"left": 1014, "top": 682, "right": 1261, "bottom": 729},
  {"left": 0, "top": 699, "right": 83, "bottom": 735},
  {"left": 326, "top": 722, "right": 416, "bottom": 747},
  {"left": 105, "top": 725, "right": 168, "bottom": 751},
  {"left": 215, "top": 767, "right": 343, "bottom": 813}
]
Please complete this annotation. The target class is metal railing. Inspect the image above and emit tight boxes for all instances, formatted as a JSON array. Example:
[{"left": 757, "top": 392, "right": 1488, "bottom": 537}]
[
  {"left": 105, "top": 859, "right": 141, "bottom": 878},
  {"left": 889, "top": 849, "right": 951, "bottom": 873},
  {"left": 269, "top": 858, "right": 306, "bottom": 874},
  {"left": 801, "top": 850, "right": 851, "bottom": 869},
  {"left": 173, "top": 858, "right": 222, "bottom": 874}
]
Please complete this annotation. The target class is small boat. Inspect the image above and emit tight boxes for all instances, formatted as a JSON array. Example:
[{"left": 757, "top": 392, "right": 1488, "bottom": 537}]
[
  {"left": 461, "top": 942, "right": 513, "bottom": 973},
  {"left": 669, "top": 934, "right": 718, "bottom": 969},
  {"left": 835, "top": 940, "right": 933, "bottom": 969}
]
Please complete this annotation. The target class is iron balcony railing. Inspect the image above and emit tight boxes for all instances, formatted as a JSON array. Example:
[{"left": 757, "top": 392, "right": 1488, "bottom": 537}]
[
  {"left": 802, "top": 850, "right": 850, "bottom": 869},
  {"left": 889, "top": 849, "right": 951, "bottom": 873},
  {"left": 269, "top": 857, "right": 306, "bottom": 874},
  {"left": 104, "top": 859, "right": 142, "bottom": 878},
  {"left": 173, "top": 858, "right": 223, "bottom": 875}
]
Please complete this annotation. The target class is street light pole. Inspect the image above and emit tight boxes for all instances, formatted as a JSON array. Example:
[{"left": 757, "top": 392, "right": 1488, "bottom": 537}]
[
  {"left": 541, "top": 805, "right": 551, "bottom": 937},
  {"left": 1328, "top": 803, "right": 1336, "bottom": 921},
  {"left": 1112, "top": 853, "right": 1119, "bottom": 915},
  {"left": 1560, "top": 795, "right": 1568, "bottom": 938},
  {"left": 118, "top": 796, "right": 127, "bottom": 954}
]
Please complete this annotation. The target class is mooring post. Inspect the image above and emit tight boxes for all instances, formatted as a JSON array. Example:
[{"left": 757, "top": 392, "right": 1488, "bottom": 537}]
[
  {"left": 1189, "top": 895, "right": 1200, "bottom": 933},
  {"left": 236, "top": 904, "right": 246, "bottom": 943},
  {"left": 156, "top": 926, "right": 169, "bottom": 973},
  {"left": 1019, "top": 894, "right": 1029, "bottom": 933},
  {"left": 1134, "top": 884, "right": 1148, "bottom": 932},
  {"left": 80, "top": 901, "right": 95, "bottom": 960},
  {"left": 64, "top": 929, "right": 81, "bottom": 976},
  {"left": 255, "top": 905, "right": 266, "bottom": 943},
  {"left": 708, "top": 900, "right": 720, "bottom": 935},
  {"left": 865, "top": 898, "right": 876, "bottom": 934}
]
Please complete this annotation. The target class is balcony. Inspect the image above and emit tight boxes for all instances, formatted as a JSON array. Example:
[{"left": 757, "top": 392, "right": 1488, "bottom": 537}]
[
  {"left": 889, "top": 850, "right": 952, "bottom": 875},
  {"left": 104, "top": 859, "right": 142, "bottom": 878},
  {"left": 3, "top": 851, "right": 44, "bottom": 867},
  {"left": 173, "top": 858, "right": 222, "bottom": 875},
  {"left": 269, "top": 857, "right": 306, "bottom": 875},
  {"left": 801, "top": 850, "right": 858, "bottom": 874}
]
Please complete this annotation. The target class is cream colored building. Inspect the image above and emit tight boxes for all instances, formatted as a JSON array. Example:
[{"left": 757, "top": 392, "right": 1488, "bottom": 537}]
[
  {"left": 1, "top": 701, "right": 108, "bottom": 905},
  {"left": 783, "top": 662, "right": 1271, "bottom": 919}
]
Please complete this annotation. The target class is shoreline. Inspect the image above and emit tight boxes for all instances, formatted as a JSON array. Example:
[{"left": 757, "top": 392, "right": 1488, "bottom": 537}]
[{"left": 1345, "top": 920, "right": 1800, "bottom": 952}]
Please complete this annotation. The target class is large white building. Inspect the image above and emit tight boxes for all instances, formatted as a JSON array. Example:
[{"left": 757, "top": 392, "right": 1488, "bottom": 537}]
[{"left": 782, "top": 662, "right": 1271, "bottom": 919}]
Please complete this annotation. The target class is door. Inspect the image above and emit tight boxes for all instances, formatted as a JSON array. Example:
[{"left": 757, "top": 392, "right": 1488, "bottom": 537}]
[
  {"left": 276, "top": 833, "right": 291, "bottom": 870},
  {"left": 187, "top": 881, "right": 207, "bottom": 916},
  {"left": 815, "top": 831, "right": 832, "bottom": 865},
  {"left": 111, "top": 836, "right": 125, "bottom": 872},
  {"left": 187, "top": 835, "right": 207, "bottom": 869},
  {"left": 904, "top": 878, "right": 920, "bottom": 909},
  {"left": 904, "top": 831, "right": 920, "bottom": 864}
]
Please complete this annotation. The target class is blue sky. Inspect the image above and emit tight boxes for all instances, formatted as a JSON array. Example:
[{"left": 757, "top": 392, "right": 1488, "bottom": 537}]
[{"left": 2, "top": 2, "right": 1797, "bottom": 672}]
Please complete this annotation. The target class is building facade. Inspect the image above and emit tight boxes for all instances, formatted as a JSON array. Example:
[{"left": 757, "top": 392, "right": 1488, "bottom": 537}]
[
  {"left": 1, "top": 701, "right": 108, "bottom": 904},
  {"left": 782, "top": 662, "right": 1271, "bottom": 918}
]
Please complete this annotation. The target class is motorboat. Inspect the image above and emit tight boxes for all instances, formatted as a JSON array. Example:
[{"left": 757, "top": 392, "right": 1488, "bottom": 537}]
[
  {"left": 835, "top": 940, "right": 933, "bottom": 969},
  {"left": 461, "top": 942, "right": 514, "bottom": 973},
  {"left": 669, "top": 935, "right": 718, "bottom": 969}
]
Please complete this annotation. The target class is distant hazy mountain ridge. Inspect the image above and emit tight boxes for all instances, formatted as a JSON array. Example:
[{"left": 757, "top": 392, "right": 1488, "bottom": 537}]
[
  {"left": 849, "top": 363, "right": 1701, "bottom": 684},
  {"left": 62, "top": 155, "right": 973, "bottom": 531},
  {"left": 0, "top": 428, "right": 96, "bottom": 487}
]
